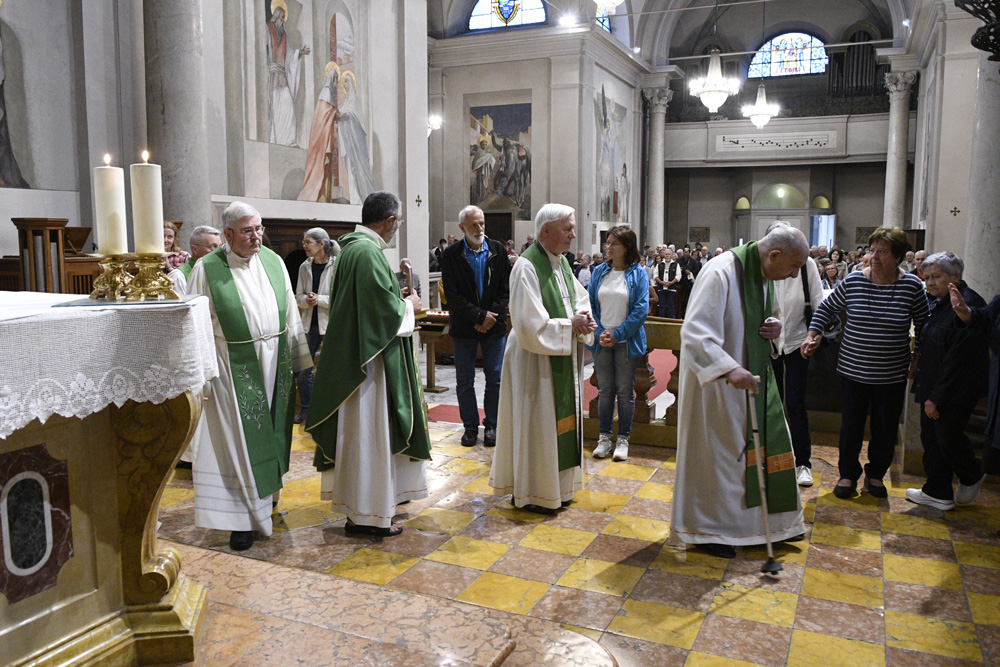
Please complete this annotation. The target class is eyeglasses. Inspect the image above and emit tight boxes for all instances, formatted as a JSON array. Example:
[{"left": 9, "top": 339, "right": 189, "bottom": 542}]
[
  {"left": 237, "top": 225, "right": 265, "bottom": 238},
  {"left": 302, "top": 238, "right": 319, "bottom": 246}
]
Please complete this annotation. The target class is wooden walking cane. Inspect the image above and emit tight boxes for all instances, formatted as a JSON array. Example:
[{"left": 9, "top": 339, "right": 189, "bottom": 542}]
[{"left": 748, "top": 387, "right": 783, "bottom": 575}]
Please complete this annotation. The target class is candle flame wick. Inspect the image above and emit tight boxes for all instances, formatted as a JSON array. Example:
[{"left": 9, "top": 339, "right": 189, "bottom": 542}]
[
  {"left": 103, "top": 153, "right": 111, "bottom": 166},
  {"left": 141, "top": 150, "right": 150, "bottom": 164}
]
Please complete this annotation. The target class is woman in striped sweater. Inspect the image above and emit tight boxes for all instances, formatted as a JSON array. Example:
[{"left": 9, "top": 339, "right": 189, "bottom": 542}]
[{"left": 802, "top": 227, "right": 929, "bottom": 499}]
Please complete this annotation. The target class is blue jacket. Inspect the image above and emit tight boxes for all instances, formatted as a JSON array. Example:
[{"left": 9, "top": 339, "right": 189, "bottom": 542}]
[{"left": 586, "top": 261, "right": 648, "bottom": 359}]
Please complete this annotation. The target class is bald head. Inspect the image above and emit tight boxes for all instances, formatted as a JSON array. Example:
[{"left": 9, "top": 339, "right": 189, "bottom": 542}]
[{"left": 758, "top": 224, "right": 809, "bottom": 281}]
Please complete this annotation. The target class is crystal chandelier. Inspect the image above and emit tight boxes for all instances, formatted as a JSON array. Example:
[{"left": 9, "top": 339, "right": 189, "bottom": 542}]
[
  {"left": 742, "top": 83, "right": 780, "bottom": 128},
  {"left": 689, "top": 48, "right": 741, "bottom": 113}
]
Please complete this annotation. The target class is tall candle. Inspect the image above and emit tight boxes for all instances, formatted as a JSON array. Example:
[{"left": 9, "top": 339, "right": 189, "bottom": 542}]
[
  {"left": 93, "top": 154, "right": 128, "bottom": 255},
  {"left": 130, "top": 150, "right": 164, "bottom": 254}
]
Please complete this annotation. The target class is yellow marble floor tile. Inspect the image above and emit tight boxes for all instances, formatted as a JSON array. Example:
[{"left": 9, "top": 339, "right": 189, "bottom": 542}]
[
  {"left": 685, "top": 651, "right": 758, "bottom": 667},
  {"left": 569, "top": 489, "right": 631, "bottom": 514},
  {"left": 325, "top": 548, "right": 419, "bottom": 585},
  {"left": 425, "top": 536, "right": 509, "bottom": 570},
  {"left": 159, "top": 486, "right": 194, "bottom": 509},
  {"left": 954, "top": 541, "right": 1000, "bottom": 569},
  {"left": 440, "top": 457, "right": 492, "bottom": 476},
  {"left": 562, "top": 624, "right": 603, "bottom": 642},
  {"left": 601, "top": 515, "right": 671, "bottom": 544},
  {"left": 661, "top": 455, "right": 677, "bottom": 470},
  {"left": 742, "top": 541, "right": 810, "bottom": 566},
  {"left": 885, "top": 609, "right": 982, "bottom": 661},
  {"left": 557, "top": 557, "right": 646, "bottom": 597},
  {"left": 787, "top": 630, "right": 885, "bottom": 667},
  {"left": 803, "top": 503, "right": 816, "bottom": 524},
  {"left": 431, "top": 441, "right": 473, "bottom": 458},
  {"left": 885, "top": 479, "right": 920, "bottom": 498},
  {"left": 810, "top": 522, "right": 882, "bottom": 552},
  {"left": 404, "top": 508, "right": 476, "bottom": 535},
  {"left": 599, "top": 461, "right": 657, "bottom": 482},
  {"left": 461, "top": 475, "right": 494, "bottom": 494},
  {"left": 168, "top": 468, "right": 192, "bottom": 483},
  {"left": 801, "top": 567, "right": 884, "bottom": 608},
  {"left": 880, "top": 512, "right": 950, "bottom": 540},
  {"left": 428, "top": 427, "right": 458, "bottom": 441},
  {"left": 606, "top": 599, "right": 704, "bottom": 649},
  {"left": 520, "top": 524, "right": 596, "bottom": 557},
  {"left": 486, "top": 503, "right": 548, "bottom": 524},
  {"left": 636, "top": 482, "right": 674, "bottom": 503},
  {"left": 883, "top": 554, "right": 963, "bottom": 590},
  {"left": 272, "top": 505, "right": 345, "bottom": 531},
  {"left": 650, "top": 546, "right": 729, "bottom": 581},
  {"left": 709, "top": 582, "right": 798, "bottom": 627},
  {"left": 455, "top": 572, "right": 550, "bottom": 615},
  {"left": 289, "top": 437, "right": 316, "bottom": 453},
  {"left": 967, "top": 591, "right": 1000, "bottom": 626},
  {"left": 816, "top": 488, "right": 881, "bottom": 510}
]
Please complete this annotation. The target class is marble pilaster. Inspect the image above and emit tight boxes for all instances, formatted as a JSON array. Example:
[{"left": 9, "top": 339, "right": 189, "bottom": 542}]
[
  {"left": 882, "top": 71, "right": 917, "bottom": 229},
  {"left": 963, "top": 51, "right": 1000, "bottom": 298},
  {"left": 142, "top": 0, "right": 212, "bottom": 247},
  {"left": 642, "top": 88, "right": 672, "bottom": 246}
]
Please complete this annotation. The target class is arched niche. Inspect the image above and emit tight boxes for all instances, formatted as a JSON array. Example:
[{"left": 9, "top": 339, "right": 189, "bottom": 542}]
[
  {"left": 755, "top": 183, "right": 806, "bottom": 209},
  {"left": 811, "top": 195, "right": 831, "bottom": 209},
  {"left": 735, "top": 196, "right": 751, "bottom": 210}
]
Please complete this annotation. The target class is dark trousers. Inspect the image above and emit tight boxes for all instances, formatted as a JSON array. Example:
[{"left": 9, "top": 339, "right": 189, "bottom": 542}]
[
  {"left": 453, "top": 335, "right": 505, "bottom": 431},
  {"left": 657, "top": 289, "right": 676, "bottom": 318},
  {"left": 772, "top": 351, "right": 811, "bottom": 468},
  {"left": 296, "top": 327, "right": 323, "bottom": 410},
  {"left": 838, "top": 377, "right": 907, "bottom": 482},
  {"left": 676, "top": 283, "right": 691, "bottom": 318},
  {"left": 920, "top": 400, "right": 983, "bottom": 500}
]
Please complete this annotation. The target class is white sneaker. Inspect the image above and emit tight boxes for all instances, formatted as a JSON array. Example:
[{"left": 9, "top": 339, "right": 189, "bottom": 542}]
[
  {"left": 796, "top": 466, "right": 814, "bottom": 487},
  {"left": 593, "top": 434, "right": 613, "bottom": 459},
  {"left": 905, "top": 488, "right": 955, "bottom": 511},
  {"left": 613, "top": 436, "right": 629, "bottom": 461},
  {"left": 956, "top": 474, "right": 987, "bottom": 505}
]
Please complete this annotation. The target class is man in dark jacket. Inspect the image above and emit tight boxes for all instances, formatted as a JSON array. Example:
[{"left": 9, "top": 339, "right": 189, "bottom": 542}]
[{"left": 440, "top": 205, "right": 512, "bottom": 447}]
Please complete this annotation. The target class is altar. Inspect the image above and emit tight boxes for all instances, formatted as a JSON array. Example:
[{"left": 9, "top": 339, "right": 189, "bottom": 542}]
[{"left": 0, "top": 292, "right": 217, "bottom": 666}]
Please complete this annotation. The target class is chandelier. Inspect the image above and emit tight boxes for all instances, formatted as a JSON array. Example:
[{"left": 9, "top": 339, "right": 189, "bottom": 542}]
[
  {"left": 689, "top": 48, "right": 741, "bottom": 113},
  {"left": 742, "top": 83, "right": 780, "bottom": 128}
]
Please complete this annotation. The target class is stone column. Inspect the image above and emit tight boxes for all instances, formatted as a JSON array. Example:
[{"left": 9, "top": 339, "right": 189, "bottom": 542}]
[
  {"left": 642, "top": 88, "right": 672, "bottom": 246},
  {"left": 882, "top": 71, "right": 916, "bottom": 229},
  {"left": 963, "top": 51, "right": 1000, "bottom": 299},
  {"left": 142, "top": 0, "right": 212, "bottom": 247}
]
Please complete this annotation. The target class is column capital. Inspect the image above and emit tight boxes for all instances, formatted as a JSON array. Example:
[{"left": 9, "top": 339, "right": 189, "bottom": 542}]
[
  {"left": 955, "top": 0, "right": 1000, "bottom": 65},
  {"left": 642, "top": 88, "right": 673, "bottom": 112},
  {"left": 884, "top": 71, "right": 918, "bottom": 99}
]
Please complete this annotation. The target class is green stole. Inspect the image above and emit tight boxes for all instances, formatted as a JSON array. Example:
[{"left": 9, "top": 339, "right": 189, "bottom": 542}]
[
  {"left": 520, "top": 241, "right": 581, "bottom": 471},
  {"left": 306, "top": 230, "right": 431, "bottom": 470},
  {"left": 201, "top": 246, "right": 294, "bottom": 498},
  {"left": 178, "top": 256, "right": 196, "bottom": 278},
  {"left": 730, "top": 242, "right": 797, "bottom": 514}
]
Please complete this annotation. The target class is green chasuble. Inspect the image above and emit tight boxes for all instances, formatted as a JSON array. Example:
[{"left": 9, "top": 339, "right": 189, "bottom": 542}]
[
  {"left": 306, "top": 230, "right": 431, "bottom": 471},
  {"left": 201, "top": 246, "right": 295, "bottom": 498},
  {"left": 730, "top": 242, "right": 798, "bottom": 514},
  {"left": 520, "top": 241, "right": 581, "bottom": 471},
  {"left": 178, "top": 256, "right": 196, "bottom": 278}
]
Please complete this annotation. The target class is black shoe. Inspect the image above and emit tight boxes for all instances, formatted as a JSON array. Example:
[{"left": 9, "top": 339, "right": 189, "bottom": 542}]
[
  {"left": 484, "top": 427, "right": 497, "bottom": 447},
  {"left": 783, "top": 533, "right": 805, "bottom": 543},
  {"left": 698, "top": 543, "right": 736, "bottom": 559},
  {"left": 175, "top": 460, "right": 192, "bottom": 470},
  {"left": 229, "top": 530, "right": 254, "bottom": 551},
  {"left": 561, "top": 499, "right": 573, "bottom": 508},
  {"left": 833, "top": 479, "right": 857, "bottom": 499},
  {"left": 461, "top": 429, "right": 478, "bottom": 447},
  {"left": 294, "top": 409, "right": 307, "bottom": 424},
  {"left": 520, "top": 504, "right": 556, "bottom": 515},
  {"left": 864, "top": 477, "right": 888, "bottom": 499}
]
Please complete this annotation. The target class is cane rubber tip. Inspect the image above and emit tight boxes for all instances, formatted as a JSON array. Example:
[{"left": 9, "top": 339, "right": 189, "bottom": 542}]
[{"left": 761, "top": 558, "right": 783, "bottom": 575}]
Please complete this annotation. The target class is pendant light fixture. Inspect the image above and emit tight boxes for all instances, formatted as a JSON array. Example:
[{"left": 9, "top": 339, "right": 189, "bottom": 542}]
[
  {"left": 741, "top": 1, "right": 779, "bottom": 128},
  {"left": 688, "top": 0, "right": 741, "bottom": 113}
]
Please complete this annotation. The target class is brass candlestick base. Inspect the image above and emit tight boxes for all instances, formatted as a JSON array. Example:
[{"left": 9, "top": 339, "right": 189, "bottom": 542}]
[
  {"left": 126, "top": 254, "right": 180, "bottom": 302},
  {"left": 89, "top": 254, "right": 134, "bottom": 301}
]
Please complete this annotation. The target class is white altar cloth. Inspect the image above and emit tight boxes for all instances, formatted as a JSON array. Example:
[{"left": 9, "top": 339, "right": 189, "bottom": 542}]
[{"left": 0, "top": 291, "right": 218, "bottom": 439}]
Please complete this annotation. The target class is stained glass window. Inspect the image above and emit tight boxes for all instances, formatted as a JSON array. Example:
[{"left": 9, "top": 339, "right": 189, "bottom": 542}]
[
  {"left": 596, "top": 7, "right": 611, "bottom": 33},
  {"left": 468, "top": 0, "right": 547, "bottom": 31},
  {"left": 747, "top": 33, "right": 829, "bottom": 78}
]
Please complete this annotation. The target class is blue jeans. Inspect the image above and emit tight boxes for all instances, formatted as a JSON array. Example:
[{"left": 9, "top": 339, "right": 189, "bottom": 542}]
[
  {"left": 453, "top": 335, "right": 505, "bottom": 431},
  {"left": 296, "top": 328, "right": 323, "bottom": 411},
  {"left": 594, "top": 341, "right": 639, "bottom": 437}
]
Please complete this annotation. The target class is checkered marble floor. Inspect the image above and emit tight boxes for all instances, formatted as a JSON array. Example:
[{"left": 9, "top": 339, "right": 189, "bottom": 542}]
[{"left": 159, "top": 426, "right": 1000, "bottom": 666}]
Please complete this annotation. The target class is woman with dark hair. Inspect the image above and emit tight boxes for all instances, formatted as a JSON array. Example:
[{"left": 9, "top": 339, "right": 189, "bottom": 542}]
[
  {"left": 803, "top": 227, "right": 929, "bottom": 499},
  {"left": 830, "top": 248, "right": 848, "bottom": 280},
  {"left": 587, "top": 225, "right": 649, "bottom": 461}
]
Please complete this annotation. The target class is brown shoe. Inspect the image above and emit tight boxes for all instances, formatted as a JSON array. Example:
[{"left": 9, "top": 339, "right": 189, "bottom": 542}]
[{"left": 294, "top": 409, "right": 307, "bottom": 424}]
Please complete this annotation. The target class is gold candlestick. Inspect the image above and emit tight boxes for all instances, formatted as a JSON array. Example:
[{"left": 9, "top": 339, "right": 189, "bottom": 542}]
[
  {"left": 126, "top": 253, "right": 180, "bottom": 302},
  {"left": 89, "top": 254, "right": 134, "bottom": 301}
]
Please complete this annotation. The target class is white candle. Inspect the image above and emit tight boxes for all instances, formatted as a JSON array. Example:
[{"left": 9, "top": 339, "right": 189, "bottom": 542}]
[
  {"left": 130, "top": 150, "right": 164, "bottom": 254},
  {"left": 93, "top": 154, "right": 128, "bottom": 255}
]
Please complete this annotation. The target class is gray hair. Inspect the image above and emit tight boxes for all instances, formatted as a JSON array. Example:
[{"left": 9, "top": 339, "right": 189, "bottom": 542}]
[
  {"left": 305, "top": 227, "right": 338, "bottom": 257},
  {"left": 190, "top": 225, "right": 222, "bottom": 243},
  {"left": 458, "top": 205, "right": 483, "bottom": 225},
  {"left": 534, "top": 203, "right": 575, "bottom": 236},
  {"left": 222, "top": 201, "right": 260, "bottom": 230},
  {"left": 759, "top": 223, "right": 807, "bottom": 254},
  {"left": 921, "top": 251, "right": 964, "bottom": 277}
]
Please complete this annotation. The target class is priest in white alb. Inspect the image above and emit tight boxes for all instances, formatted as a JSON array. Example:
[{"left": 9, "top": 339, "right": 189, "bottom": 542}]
[
  {"left": 306, "top": 191, "right": 431, "bottom": 537},
  {"left": 489, "top": 203, "right": 597, "bottom": 513},
  {"left": 669, "top": 224, "right": 809, "bottom": 559},
  {"left": 186, "top": 201, "right": 311, "bottom": 551}
]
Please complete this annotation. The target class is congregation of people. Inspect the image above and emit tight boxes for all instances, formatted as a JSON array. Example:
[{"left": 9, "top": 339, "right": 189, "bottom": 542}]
[{"left": 162, "top": 196, "right": 1000, "bottom": 560}]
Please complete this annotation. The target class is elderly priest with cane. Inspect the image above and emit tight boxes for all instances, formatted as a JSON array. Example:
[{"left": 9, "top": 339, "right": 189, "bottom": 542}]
[
  {"left": 186, "top": 201, "right": 312, "bottom": 551},
  {"left": 669, "top": 223, "right": 808, "bottom": 560}
]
